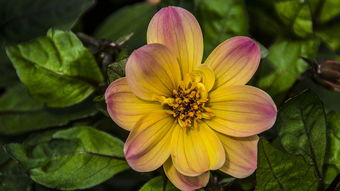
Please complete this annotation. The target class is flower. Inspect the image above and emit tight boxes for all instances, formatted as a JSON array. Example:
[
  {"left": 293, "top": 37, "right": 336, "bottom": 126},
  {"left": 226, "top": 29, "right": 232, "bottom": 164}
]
[{"left": 105, "top": 6, "right": 277, "bottom": 191}]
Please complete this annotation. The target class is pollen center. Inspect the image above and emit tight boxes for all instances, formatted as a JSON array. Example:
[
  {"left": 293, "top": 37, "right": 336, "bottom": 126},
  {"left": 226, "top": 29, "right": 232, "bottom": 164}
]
[{"left": 156, "top": 77, "right": 215, "bottom": 129}]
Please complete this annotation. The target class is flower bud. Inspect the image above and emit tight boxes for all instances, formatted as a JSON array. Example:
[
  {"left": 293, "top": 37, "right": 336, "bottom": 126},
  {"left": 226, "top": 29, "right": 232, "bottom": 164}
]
[{"left": 312, "top": 60, "right": 340, "bottom": 92}]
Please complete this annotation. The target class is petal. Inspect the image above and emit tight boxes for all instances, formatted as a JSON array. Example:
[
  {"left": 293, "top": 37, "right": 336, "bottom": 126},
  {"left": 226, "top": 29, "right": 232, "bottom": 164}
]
[
  {"left": 105, "top": 78, "right": 163, "bottom": 131},
  {"left": 207, "top": 85, "right": 277, "bottom": 137},
  {"left": 191, "top": 65, "right": 215, "bottom": 92},
  {"left": 171, "top": 123, "right": 225, "bottom": 176},
  {"left": 126, "top": 43, "right": 182, "bottom": 101},
  {"left": 205, "top": 36, "right": 260, "bottom": 88},
  {"left": 164, "top": 158, "right": 209, "bottom": 191},
  {"left": 124, "top": 112, "right": 176, "bottom": 172},
  {"left": 217, "top": 133, "right": 259, "bottom": 178},
  {"left": 147, "top": 6, "right": 204, "bottom": 77}
]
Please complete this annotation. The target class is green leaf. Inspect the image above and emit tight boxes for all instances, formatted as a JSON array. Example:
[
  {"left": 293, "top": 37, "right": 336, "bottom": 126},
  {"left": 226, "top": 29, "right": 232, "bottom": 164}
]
[
  {"left": 277, "top": 91, "right": 326, "bottom": 179},
  {"left": 0, "top": 160, "right": 33, "bottom": 191},
  {"left": 324, "top": 112, "right": 340, "bottom": 186},
  {"left": 6, "top": 29, "right": 104, "bottom": 108},
  {"left": 0, "top": 84, "right": 98, "bottom": 135},
  {"left": 316, "top": 24, "right": 340, "bottom": 51},
  {"left": 309, "top": 0, "right": 340, "bottom": 23},
  {"left": 0, "top": 0, "right": 94, "bottom": 45},
  {"left": 95, "top": 3, "right": 157, "bottom": 52},
  {"left": 139, "top": 176, "right": 178, "bottom": 191},
  {"left": 255, "top": 139, "right": 319, "bottom": 191},
  {"left": 274, "top": 1, "right": 313, "bottom": 38},
  {"left": 5, "top": 126, "right": 129, "bottom": 190},
  {"left": 107, "top": 58, "right": 127, "bottom": 83},
  {"left": 195, "top": 0, "right": 248, "bottom": 55},
  {"left": 257, "top": 39, "right": 319, "bottom": 99}
]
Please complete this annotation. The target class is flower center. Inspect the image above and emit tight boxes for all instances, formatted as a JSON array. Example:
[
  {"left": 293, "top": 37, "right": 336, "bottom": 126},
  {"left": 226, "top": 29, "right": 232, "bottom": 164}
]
[{"left": 156, "top": 77, "right": 215, "bottom": 129}]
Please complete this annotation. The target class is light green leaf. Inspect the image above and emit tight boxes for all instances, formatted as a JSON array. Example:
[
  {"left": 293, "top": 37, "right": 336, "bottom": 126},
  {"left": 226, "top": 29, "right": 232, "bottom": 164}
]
[
  {"left": 4, "top": 126, "right": 129, "bottom": 190},
  {"left": 0, "top": 84, "right": 98, "bottom": 135},
  {"left": 195, "top": 0, "right": 248, "bottom": 55},
  {"left": 257, "top": 39, "right": 319, "bottom": 98},
  {"left": 324, "top": 112, "right": 340, "bottom": 186},
  {"left": 0, "top": 0, "right": 94, "bottom": 45},
  {"left": 95, "top": 3, "right": 157, "bottom": 52},
  {"left": 6, "top": 29, "right": 104, "bottom": 108},
  {"left": 274, "top": 1, "right": 313, "bottom": 38},
  {"left": 255, "top": 139, "right": 319, "bottom": 191},
  {"left": 277, "top": 91, "right": 326, "bottom": 179},
  {"left": 139, "top": 176, "right": 178, "bottom": 191}
]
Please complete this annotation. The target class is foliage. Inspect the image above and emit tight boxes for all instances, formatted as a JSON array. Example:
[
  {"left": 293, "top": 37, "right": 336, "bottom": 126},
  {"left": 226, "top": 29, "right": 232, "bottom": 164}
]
[{"left": 0, "top": 0, "right": 339, "bottom": 190}]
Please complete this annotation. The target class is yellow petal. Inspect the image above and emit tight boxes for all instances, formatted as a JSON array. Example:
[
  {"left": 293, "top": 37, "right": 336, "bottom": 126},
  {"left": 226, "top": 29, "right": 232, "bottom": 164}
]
[
  {"left": 126, "top": 43, "right": 182, "bottom": 101},
  {"left": 124, "top": 112, "right": 176, "bottom": 172},
  {"left": 217, "top": 133, "right": 259, "bottom": 178},
  {"left": 105, "top": 78, "right": 163, "bottom": 131},
  {"left": 147, "top": 6, "right": 204, "bottom": 77},
  {"left": 207, "top": 85, "right": 277, "bottom": 137},
  {"left": 164, "top": 158, "right": 209, "bottom": 191},
  {"left": 205, "top": 36, "right": 260, "bottom": 88},
  {"left": 191, "top": 65, "right": 215, "bottom": 92},
  {"left": 171, "top": 123, "right": 225, "bottom": 176}
]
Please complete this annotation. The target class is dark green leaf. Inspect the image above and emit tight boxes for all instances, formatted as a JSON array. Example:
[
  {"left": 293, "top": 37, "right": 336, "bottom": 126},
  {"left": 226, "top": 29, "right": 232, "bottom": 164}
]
[
  {"left": 107, "top": 58, "right": 127, "bottom": 83},
  {"left": 5, "top": 126, "right": 129, "bottom": 190},
  {"left": 257, "top": 39, "right": 319, "bottom": 98},
  {"left": 255, "top": 139, "right": 319, "bottom": 191},
  {"left": 0, "top": 84, "right": 98, "bottom": 135},
  {"left": 277, "top": 91, "right": 326, "bottom": 179},
  {"left": 317, "top": 24, "right": 340, "bottom": 51},
  {"left": 324, "top": 112, "right": 340, "bottom": 186},
  {"left": 95, "top": 3, "right": 157, "bottom": 52},
  {"left": 0, "top": 0, "right": 94, "bottom": 45},
  {"left": 139, "top": 176, "right": 178, "bottom": 191},
  {"left": 274, "top": 1, "right": 313, "bottom": 38},
  {"left": 6, "top": 29, "right": 104, "bottom": 108},
  {"left": 0, "top": 160, "right": 33, "bottom": 191},
  {"left": 195, "top": 0, "right": 248, "bottom": 55}
]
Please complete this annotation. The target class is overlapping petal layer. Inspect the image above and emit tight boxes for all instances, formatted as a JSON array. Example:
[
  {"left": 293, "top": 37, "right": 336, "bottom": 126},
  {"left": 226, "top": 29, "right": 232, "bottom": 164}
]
[
  {"left": 171, "top": 122, "right": 225, "bottom": 176},
  {"left": 126, "top": 43, "right": 182, "bottom": 101},
  {"left": 205, "top": 37, "right": 260, "bottom": 88},
  {"left": 124, "top": 112, "right": 176, "bottom": 172},
  {"left": 191, "top": 65, "right": 215, "bottom": 92},
  {"left": 147, "top": 6, "right": 204, "bottom": 76},
  {"left": 105, "top": 78, "right": 163, "bottom": 131},
  {"left": 217, "top": 133, "right": 259, "bottom": 178},
  {"left": 207, "top": 85, "right": 277, "bottom": 137},
  {"left": 163, "top": 159, "right": 210, "bottom": 191}
]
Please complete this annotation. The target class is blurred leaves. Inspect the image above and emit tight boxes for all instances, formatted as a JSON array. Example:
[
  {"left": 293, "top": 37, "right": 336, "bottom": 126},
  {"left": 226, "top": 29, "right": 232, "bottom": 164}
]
[
  {"left": 139, "top": 176, "right": 178, "bottom": 191},
  {"left": 256, "top": 139, "right": 319, "bottom": 191},
  {"left": 4, "top": 126, "right": 128, "bottom": 190},
  {"left": 6, "top": 29, "right": 104, "bottom": 108},
  {"left": 0, "top": 0, "right": 94, "bottom": 45},
  {"left": 277, "top": 91, "right": 326, "bottom": 179},
  {"left": 0, "top": 84, "right": 97, "bottom": 135},
  {"left": 196, "top": 0, "right": 248, "bottom": 55},
  {"left": 257, "top": 39, "right": 320, "bottom": 100},
  {"left": 274, "top": 0, "right": 313, "bottom": 38},
  {"left": 95, "top": 3, "right": 158, "bottom": 52}
]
